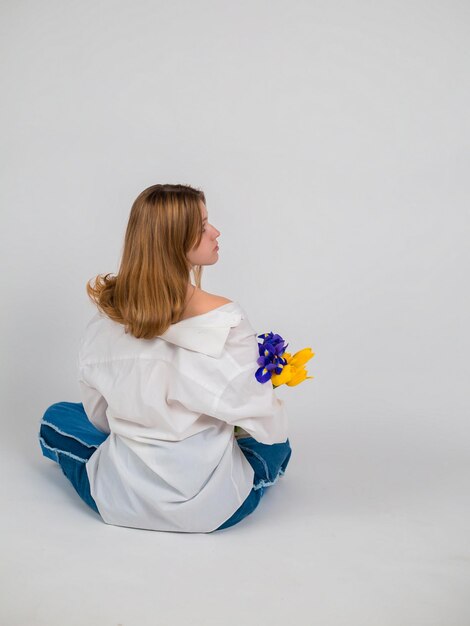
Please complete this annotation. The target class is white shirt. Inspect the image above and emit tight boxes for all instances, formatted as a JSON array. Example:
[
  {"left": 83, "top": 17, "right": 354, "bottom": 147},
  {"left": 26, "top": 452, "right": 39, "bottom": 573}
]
[{"left": 77, "top": 301, "right": 289, "bottom": 533}]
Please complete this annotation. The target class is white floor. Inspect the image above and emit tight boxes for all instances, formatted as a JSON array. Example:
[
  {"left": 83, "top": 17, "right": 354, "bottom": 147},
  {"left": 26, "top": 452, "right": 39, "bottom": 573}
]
[{"left": 2, "top": 417, "right": 470, "bottom": 626}]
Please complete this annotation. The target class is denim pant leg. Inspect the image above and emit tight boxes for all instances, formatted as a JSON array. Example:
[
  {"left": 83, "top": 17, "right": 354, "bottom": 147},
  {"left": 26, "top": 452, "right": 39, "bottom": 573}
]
[
  {"left": 38, "top": 402, "right": 108, "bottom": 515},
  {"left": 56, "top": 447, "right": 101, "bottom": 515},
  {"left": 213, "top": 437, "right": 292, "bottom": 531}
]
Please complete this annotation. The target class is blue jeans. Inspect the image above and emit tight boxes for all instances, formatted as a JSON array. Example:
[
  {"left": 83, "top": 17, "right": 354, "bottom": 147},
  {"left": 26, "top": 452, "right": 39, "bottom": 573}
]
[{"left": 38, "top": 402, "right": 292, "bottom": 531}]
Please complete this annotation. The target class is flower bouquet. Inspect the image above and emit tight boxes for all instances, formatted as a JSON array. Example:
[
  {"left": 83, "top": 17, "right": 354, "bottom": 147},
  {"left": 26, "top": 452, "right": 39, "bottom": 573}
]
[{"left": 234, "top": 331, "right": 315, "bottom": 438}]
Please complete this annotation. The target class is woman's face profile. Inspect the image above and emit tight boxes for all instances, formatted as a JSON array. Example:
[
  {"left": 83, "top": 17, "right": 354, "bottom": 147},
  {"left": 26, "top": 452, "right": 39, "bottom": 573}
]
[{"left": 187, "top": 202, "right": 220, "bottom": 267}]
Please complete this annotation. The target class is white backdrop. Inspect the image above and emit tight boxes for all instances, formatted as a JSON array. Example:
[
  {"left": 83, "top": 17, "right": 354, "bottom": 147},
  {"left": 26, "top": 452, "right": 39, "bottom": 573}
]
[{"left": 1, "top": 1, "right": 469, "bottom": 625}]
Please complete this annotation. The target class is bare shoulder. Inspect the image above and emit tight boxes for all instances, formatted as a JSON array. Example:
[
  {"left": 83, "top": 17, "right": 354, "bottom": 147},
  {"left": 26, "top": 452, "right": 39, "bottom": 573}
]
[{"left": 187, "top": 288, "right": 233, "bottom": 316}]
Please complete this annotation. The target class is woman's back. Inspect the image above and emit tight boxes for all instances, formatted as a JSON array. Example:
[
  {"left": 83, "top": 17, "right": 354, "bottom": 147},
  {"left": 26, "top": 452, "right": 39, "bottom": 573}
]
[{"left": 78, "top": 299, "right": 289, "bottom": 533}]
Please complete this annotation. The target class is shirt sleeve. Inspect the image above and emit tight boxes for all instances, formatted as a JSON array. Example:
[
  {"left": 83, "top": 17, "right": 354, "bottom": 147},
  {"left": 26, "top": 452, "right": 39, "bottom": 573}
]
[
  {"left": 78, "top": 378, "right": 111, "bottom": 434},
  {"left": 212, "top": 365, "right": 289, "bottom": 445}
]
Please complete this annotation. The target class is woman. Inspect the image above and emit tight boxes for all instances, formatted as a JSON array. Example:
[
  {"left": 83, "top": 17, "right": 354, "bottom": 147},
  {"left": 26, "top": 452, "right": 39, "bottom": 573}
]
[{"left": 38, "top": 183, "right": 292, "bottom": 533}]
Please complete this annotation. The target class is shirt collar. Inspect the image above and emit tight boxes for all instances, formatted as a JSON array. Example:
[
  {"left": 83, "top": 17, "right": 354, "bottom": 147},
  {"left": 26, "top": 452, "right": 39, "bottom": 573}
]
[{"left": 159, "top": 304, "right": 244, "bottom": 358}]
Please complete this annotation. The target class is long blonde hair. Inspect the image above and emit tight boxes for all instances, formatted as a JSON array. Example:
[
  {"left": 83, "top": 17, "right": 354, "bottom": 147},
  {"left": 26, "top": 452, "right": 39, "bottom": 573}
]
[{"left": 86, "top": 183, "right": 206, "bottom": 339}]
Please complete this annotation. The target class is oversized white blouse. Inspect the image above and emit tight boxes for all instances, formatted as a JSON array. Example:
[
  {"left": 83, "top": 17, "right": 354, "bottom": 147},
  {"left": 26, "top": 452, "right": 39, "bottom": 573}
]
[{"left": 77, "top": 300, "right": 289, "bottom": 533}]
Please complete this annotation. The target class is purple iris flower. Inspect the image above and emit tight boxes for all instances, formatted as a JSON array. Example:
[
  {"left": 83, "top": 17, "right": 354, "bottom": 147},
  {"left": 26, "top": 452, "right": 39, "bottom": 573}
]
[{"left": 255, "top": 332, "right": 289, "bottom": 383}]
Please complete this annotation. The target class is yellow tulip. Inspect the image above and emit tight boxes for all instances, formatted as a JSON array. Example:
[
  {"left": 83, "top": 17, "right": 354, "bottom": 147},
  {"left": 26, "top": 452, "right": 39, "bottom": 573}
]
[
  {"left": 286, "top": 367, "right": 314, "bottom": 387},
  {"left": 271, "top": 347, "right": 315, "bottom": 388},
  {"left": 289, "top": 347, "right": 314, "bottom": 367}
]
